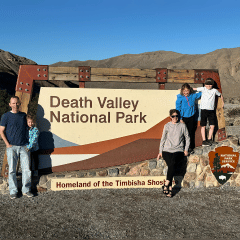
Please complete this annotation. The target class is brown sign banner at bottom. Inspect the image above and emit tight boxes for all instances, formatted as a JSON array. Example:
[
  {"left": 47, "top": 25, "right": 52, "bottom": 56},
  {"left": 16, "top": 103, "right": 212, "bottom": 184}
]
[
  {"left": 209, "top": 146, "right": 239, "bottom": 185},
  {"left": 51, "top": 176, "right": 178, "bottom": 191}
]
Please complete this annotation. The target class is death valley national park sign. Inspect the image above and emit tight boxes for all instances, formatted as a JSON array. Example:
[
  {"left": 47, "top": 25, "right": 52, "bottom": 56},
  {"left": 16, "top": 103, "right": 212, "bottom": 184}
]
[{"left": 37, "top": 88, "right": 179, "bottom": 172}]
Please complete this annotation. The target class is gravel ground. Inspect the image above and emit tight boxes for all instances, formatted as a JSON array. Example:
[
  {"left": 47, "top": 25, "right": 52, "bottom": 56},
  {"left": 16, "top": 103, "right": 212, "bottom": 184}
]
[{"left": 0, "top": 187, "right": 240, "bottom": 239}]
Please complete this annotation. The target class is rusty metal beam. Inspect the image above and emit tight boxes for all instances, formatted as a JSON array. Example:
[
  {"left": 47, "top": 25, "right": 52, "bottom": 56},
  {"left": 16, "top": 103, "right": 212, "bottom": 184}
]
[{"left": 156, "top": 68, "right": 168, "bottom": 83}]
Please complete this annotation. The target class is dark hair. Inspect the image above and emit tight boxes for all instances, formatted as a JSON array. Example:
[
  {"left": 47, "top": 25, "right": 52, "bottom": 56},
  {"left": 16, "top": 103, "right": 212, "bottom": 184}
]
[
  {"left": 204, "top": 78, "right": 214, "bottom": 86},
  {"left": 169, "top": 109, "right": 180, "bottom": 116},
  {"left": 10, "top": 96, "right": 20, "bottom": 102},
  {"left": 180, "top": 83, "right": 194, "bottom": 95}
]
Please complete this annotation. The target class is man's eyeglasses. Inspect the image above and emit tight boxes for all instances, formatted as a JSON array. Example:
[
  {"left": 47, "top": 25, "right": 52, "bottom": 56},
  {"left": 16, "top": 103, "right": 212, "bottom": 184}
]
[{"left": 171, "top": 115, "right": 179, "bottom": 118}]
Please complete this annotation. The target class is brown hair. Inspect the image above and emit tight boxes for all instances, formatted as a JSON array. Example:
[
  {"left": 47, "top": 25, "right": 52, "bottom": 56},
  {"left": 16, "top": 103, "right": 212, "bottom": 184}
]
[
  {"left": 180, "top": 83, "right": 194, "bottom": 95},
  {"left": 205, "top": 78, "right": 214, "bottom": 86},
  {"left": 169, "top": 109, "right": 180, "bottom": 116},
  {"left": 27, "top": 114, "right": 36, "bottom": 123}
]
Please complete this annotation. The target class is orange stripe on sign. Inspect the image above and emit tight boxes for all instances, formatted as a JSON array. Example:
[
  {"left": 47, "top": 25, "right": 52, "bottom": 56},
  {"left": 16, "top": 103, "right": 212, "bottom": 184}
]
[{"left": 40, "top": 117, "right": 170, "bottom": 155}]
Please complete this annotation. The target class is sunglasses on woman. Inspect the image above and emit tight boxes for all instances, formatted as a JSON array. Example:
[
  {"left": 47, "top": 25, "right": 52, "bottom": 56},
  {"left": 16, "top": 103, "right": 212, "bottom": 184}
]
[{"left": 171, "top": 115, "right": 179, "bottom": 118}]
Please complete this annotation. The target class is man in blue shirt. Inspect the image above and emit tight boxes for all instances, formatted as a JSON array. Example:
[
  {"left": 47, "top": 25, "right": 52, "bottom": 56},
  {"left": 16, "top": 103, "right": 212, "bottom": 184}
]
[{"left": 0, "top": 96, "right": 33, "bottom": 199}]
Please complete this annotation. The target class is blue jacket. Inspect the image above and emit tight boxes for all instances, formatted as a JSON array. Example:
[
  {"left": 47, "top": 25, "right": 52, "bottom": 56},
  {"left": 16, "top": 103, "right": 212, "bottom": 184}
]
[
  {"left": 176, "top": 92, "right": 202, "bottom": 119},
  {"left": 26, "top": 126, "right": 39, "bottom": 152}
]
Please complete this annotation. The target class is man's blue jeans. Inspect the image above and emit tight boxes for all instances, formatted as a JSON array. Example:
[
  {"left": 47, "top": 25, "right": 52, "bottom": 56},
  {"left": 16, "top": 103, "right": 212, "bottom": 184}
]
[{"left": 7, "top": 146, "right": 31, "bottom": 195}]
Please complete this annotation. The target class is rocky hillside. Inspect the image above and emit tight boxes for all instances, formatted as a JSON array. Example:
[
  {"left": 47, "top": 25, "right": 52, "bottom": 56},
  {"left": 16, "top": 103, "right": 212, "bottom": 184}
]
[
  {"left": 0, "top": 49, "right": 36, "bottom": 95},
  {"left": 51, "top": 48, "right": 240, "bottom": 99},
  {"left": 1, "top": 48, "right": 240, "bottom": 98}
]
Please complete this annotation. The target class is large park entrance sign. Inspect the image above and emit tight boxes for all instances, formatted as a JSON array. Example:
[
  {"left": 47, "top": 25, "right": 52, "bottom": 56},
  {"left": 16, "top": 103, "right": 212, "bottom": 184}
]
[
  {"left": 0, "top": 65, "right": 226, "bottom": 177},
  {"left": 37, "top": 88, "right": 178, "bottom": 171}
]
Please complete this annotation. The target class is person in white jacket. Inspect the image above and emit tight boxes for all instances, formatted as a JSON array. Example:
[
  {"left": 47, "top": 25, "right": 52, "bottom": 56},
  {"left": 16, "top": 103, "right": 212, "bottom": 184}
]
[{"left": 193, "top": 78, "right": 224, "bottom": 146}]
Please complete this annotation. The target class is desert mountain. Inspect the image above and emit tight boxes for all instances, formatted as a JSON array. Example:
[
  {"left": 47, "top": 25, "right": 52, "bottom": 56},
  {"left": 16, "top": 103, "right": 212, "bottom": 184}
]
[
  {"left": 51, "top": 47, "right": 240, "bottom": 98},
  {"left": 1, "top": 48, "right": 240, "bottom": 98},
  {"left": 0, "top": 49, "right": 36, "bottom": 95}
]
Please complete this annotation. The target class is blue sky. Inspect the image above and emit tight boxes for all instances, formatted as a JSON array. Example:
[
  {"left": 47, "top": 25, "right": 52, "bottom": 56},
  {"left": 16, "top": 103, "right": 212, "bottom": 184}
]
[{"left": 1, "top": 0, "right": 240, "bottom": 65}]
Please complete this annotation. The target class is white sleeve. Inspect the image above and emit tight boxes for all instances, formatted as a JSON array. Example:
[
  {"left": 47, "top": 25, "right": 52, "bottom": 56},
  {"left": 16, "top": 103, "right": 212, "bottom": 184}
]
[
  {"left": 215, "top": 89, "right": 221, "bottom": 96},
  {"left": 196, "top": 87, "right": 204, "bottom": 92}
]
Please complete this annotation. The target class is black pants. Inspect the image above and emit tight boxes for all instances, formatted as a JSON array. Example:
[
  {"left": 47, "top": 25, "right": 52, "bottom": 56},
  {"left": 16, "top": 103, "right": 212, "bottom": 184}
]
[
  {"left": 162, "top": 151, "right": 184, "bottom": 186},
  {"left": 30, "top": 151, "right": 39, "bottom": 171},
  {"left": 182, "top": 115, "right": 197, "bottom": 150}
]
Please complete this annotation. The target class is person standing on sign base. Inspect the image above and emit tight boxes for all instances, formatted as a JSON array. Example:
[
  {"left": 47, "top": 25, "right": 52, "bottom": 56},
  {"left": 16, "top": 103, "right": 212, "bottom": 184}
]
[
  {"left": 157, "top": 109, "right": 190, "bottom": 198},
  {"left": 0, "top": 96, "right": 34, "bottom": 199},
  {"left": 176, "top": 83, "right": 201, "bottom": 154},
  {"left": 193, "top": 78, "right": 224, "bottom": 146}
]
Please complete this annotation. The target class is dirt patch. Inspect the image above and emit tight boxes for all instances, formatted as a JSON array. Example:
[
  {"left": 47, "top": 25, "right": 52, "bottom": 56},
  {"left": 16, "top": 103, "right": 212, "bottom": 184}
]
[{"left": 0, "top": 187, "right": 240, "bottom": 239}]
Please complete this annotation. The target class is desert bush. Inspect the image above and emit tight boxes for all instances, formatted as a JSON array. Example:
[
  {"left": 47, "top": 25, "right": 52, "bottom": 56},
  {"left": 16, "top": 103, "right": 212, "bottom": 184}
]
[
  {"left": 27, "top": 93, "right": 39, "bottom": 116},
  {"left": 0, "top": 89, "right": 11, "bottom": 119}
]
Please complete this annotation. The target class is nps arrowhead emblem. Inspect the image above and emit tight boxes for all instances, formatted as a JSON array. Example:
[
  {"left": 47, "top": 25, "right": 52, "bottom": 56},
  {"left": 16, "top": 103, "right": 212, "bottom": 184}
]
[{"left": 209, "top": 146, "right": 239, "bottom": 185}]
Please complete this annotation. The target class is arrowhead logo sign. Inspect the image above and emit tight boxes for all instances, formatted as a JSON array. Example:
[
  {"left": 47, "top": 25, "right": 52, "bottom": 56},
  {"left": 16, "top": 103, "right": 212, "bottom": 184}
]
[{"left": 209, "top": 146, "right": 239, "bottom": 185}]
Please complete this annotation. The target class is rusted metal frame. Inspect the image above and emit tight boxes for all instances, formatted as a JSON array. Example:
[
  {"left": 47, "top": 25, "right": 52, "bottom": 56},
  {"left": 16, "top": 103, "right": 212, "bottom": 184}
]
[
  {"left": 194, "top": 69, "right": 222, "bottom": 92},
  {"left": 194, "top": 70, "right": 206, "bottom": 84},
  {"left": 156, "top": 68, "right": 167, "bottom": 89},
  {"left": 79, "top": 66, "right": 91, "bottom": 88},
  {"left": 217, "top": 128, "right": 227, "bottom": 141},
  {"left": 15, "top": 65, "right": 48, "bottom": 94}
]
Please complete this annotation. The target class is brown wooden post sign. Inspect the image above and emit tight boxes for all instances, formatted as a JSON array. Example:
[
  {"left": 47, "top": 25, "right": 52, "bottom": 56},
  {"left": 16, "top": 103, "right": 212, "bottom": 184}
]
[{"left": 1, "top": 66, "right": 226, "bottom": 177}]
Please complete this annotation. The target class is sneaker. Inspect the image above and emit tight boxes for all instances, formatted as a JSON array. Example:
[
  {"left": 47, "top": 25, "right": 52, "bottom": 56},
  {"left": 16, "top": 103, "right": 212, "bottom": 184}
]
[
  {"left": 208, "top": 140, "right": 217, "bottom": 145},
  {"left": 202, "top": 140, "right": 211, "bottom": 146},
  {"left": 23, "top": 192, "right": 34, "bottom": 198},
  {"left": 10, "top": 193, "right": 18, "bottom": 199}
]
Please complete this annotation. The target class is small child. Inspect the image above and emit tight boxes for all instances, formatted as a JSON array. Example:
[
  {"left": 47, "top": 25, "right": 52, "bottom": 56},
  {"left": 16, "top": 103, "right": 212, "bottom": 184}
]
[
  {"left": 26, "top": 114, "right": 39, "bottom": 176},
  {"left": 176, "top": 83, "right": 201, "bottom": 154},
  {"left": 193, "top": 78, "right": 224, "bottom": 146}
]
